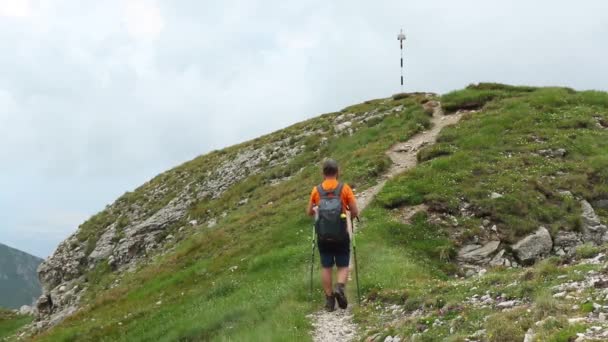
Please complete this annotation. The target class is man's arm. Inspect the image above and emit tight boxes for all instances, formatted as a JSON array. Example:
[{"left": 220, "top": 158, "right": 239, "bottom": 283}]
[
  {"left": 306, "top": 201, "right": 317, "bottom": 217},
  {"left": 348, "top": 198, "right": 359, "bottom": 220},
  {"left": 307, "top": 187, "right": 318, "bottom": 217}
]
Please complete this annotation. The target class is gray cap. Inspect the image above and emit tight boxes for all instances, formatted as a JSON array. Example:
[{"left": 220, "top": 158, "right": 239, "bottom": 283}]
[{"left": 322, "top": 159, "right": 339, "bottom": 176}]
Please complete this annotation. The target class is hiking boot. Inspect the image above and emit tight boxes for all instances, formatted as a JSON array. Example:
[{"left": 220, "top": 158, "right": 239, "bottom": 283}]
[
  {"left": 334, "top": 283, "right": 348, "bottom": 309},
  {"left": 324, "top": 295, "right": 336, "bottom": 312}
]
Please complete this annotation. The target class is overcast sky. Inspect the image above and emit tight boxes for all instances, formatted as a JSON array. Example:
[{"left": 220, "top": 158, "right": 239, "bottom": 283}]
[{"left": 1, "top": 0, "right": 607, "bottom": 258}]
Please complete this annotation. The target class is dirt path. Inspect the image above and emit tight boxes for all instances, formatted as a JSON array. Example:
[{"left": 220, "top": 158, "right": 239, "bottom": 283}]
[{"left": 309, "top": 102, "right": 463, "bottom": 342}]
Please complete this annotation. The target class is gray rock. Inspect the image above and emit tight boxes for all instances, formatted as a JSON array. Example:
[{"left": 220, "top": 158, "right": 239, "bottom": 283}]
[
  {"left": 581, "top": 200, "right": 608, "bottom": 245},
  {"left": 335, "top": 121, "right": 352, "bottom": 132},
  {"left": 496, "top": 300, "right": 517, "bottom": 309},
  {"left": 524, "top": 328, "right": 535, "bottom": 342},
  {"left": 88, "top": 224, "right": 116, "bottom": 262},
  {"left": 457, "top": 241, "right": 500, "bottom": 264},
  {"left": 593, "top": 199, "right": 608, "bottom": 210},
  {"left": 19, "top": 305, "right": 33, "bottom": 315},
  {"left": 554, "top": 230, "right": 583, "bottom": 249},
  {"left": 489, "top": 249, "right": 506, "bottom": 266},
  {"left": 539, "top": 148, "right": 567, "bottom": 158},
  {"left": 38, "top": 236, "right": 86, "bottom": 291},
  {"left": 490, "top": 192, "right": 503, "bottom": 199},
  {"left": 36, "top": 294, "right": 53, "bottom": 315},
  {"left": 47, "top": 306, "right": 77, "bottom": 328},
  {"left": 554, "top": 230, "right": 583, "bottom": 255},
  {"left": 511, "top": 227, "right": 553, "bottom": 264}
]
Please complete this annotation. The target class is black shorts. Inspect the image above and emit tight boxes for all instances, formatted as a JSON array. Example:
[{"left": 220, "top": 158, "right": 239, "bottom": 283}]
[{"left": 318, "top": 240, "right": 350, "bottom": 268}]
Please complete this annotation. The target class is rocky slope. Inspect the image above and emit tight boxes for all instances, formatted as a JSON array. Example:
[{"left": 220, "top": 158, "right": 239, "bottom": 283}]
[
  {"left": 0, "top": 243, "right": 42, "bottom": 310},
  {"left": 22, "top": 83, "right": 608, "bottom": 341},
  {"left": 32, "top": 93, "right": 422, "bottom": 336}
]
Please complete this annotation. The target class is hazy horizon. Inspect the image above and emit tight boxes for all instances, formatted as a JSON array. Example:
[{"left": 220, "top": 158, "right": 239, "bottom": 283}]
[{"left": 1, "top": 0, "right": 607, "bottom": 258}]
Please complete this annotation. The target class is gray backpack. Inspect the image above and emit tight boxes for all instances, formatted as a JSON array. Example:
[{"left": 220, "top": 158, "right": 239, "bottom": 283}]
[{"left": 315, "top": 183, "right": 348, "bottom": 242}]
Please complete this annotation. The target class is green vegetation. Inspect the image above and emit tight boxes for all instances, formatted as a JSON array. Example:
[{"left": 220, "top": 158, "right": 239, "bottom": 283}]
[
  {"left": 29, "top": 84, "right": 608, "bottom": 341},
  {"left": 34, "top": 95, "right": 432, "bottom": 341},
  {"left": 350, "top": 85, "right": 608, "bottom": 340},
  {"left": 0, "top": 309, "right": 32, "bottom": 340},
  {"left": 575, "top": 243, "right": 600, "bottom": 259},
  {"left": 379, "top": 85, "right": 608, "bottom": 242}
]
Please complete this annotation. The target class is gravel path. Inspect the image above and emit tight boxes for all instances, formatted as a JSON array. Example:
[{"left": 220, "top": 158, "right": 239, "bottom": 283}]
[{"left": 310, "top": 101, "right": 463, "bottom": 342}]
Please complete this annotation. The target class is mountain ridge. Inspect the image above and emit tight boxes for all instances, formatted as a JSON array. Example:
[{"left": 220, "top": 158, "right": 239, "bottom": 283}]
[
  {"left": 0, "top": 242, "right": 43, "bottom": 310},
  {"left": 9, "top": 83, "right": 608, "bottom": 341}
]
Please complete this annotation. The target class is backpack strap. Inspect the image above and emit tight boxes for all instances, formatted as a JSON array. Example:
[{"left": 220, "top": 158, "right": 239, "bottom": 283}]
[
  {"left": 317, "top": 184, "right": 329, "bottom": 198},
  {"left": 318, "top": 183, "right": 344, "bottom": 199},
  {"left": 333, "top": 183, "right": 344, "bottom": 197}
]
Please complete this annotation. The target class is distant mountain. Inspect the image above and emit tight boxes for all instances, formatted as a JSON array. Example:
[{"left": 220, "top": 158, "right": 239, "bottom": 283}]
[{"left": 0, "top": 243, "right": 43, "bottom": 309}]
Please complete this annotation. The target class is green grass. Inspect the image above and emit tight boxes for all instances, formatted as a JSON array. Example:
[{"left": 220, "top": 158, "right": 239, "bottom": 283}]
[
  {"left": 349, "top": 85, "right": 608, "bottom": 340},
  {"left": 379, "top": 86, "right": 608, "bottom": 242},
  {"left": 0, "top": 309, "right": 32, "bottom": 340},
  {"left": 34, "top": 95, "right": 433, "bottom": 341},
  {"left": 31, "top": 84, "right": 608, "bottom": 341}
]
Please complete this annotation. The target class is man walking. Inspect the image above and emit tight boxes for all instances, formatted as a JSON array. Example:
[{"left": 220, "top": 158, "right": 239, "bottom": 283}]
[{"left": 307, "top": 159, "right": 359, "bottom": 311}]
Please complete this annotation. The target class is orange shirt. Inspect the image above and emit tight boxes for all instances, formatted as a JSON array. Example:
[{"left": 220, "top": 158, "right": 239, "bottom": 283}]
[{"left": 309, "top": 179, "right": 356, "bottom": 213}]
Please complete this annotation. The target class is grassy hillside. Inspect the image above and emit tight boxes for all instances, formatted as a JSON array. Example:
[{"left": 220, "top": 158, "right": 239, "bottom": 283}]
[
  {"left": 0, "top": 309, "right": 32, "bottom": 341},
  {"left": 31, "top": 84, "right": 608, "bottom": 341},
  {"left": 34, "top": 94, "right": 433, "bottom": 341},
  {"left": 354, "top": 84, "right": 608, "bottom": 341},
  {"left": 0, "top": 243, "right": 42, "bottom": 309}
]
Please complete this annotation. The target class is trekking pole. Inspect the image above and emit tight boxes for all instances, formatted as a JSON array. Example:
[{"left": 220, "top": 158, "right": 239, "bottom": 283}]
[
  {"left": 353, "top": 216, "right": 361, "bottom": 305},
  {"left": 309, "top": 224, "right": 316, "bottom": 302}
]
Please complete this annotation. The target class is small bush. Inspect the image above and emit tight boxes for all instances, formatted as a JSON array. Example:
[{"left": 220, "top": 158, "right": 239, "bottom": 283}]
[
  {"left": 441, "top": 89, "right": 505, "bottom": 113},
  {"left": 534, "top": 257, "right": 560, "bottom": 278},
  {"left": 485, "top": 308, "right": 532, "bottom": 342},
  {"left": 575, "top": 243, "right": 600, "bottom": 259},
  {"left": 466, "top": 82, "right": 537, "bottom": 93},
  {"left": 417, "top": 144, "right": 453, "bottom": 162},
  {"left": 581, "top": 302, "right": 594, "bottom": 313},
  {"left": 534, "top": 290, "right": 559, "bottom": 319},
  {"left": 392, "top": 93, "right": 410, "bottom": 100}
]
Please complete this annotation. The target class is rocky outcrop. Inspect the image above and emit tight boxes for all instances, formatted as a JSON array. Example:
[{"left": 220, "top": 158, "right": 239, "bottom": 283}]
[
  {"left": 33, "top": 101, "right": 410, "bottom": 333},
  {"left": 553, "top": 230, "right": 583, "bottom": 256},
  {"left": 511, "top": 227, "right": 553, "bottom": 265},
  {"left": 581, "top": 200, "right": 608, "bottom": 245},
  {"left": 457, "top": 241, "right": 500, "bottom": 264}
]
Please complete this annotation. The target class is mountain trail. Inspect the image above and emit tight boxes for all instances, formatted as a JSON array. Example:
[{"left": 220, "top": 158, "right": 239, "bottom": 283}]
[{"left": 309, "top": 101, "right": 463, "bottom": 342}]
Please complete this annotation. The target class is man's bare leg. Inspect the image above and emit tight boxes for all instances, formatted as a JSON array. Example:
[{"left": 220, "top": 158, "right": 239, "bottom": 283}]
[
  {"left": 321, "top": 267, "right": 333, "bottom": 296},
  {"left": 337, "top": 267, "right": 349, "bottom": 286}
]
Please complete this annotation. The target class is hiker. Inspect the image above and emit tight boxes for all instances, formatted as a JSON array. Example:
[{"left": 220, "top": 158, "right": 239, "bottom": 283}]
[{"left": 307, "top": 159, "right": 359, "bottom": 311}]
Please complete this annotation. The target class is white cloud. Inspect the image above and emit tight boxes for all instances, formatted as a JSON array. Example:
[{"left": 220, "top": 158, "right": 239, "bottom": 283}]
[
  {"left": 123, "top": 0, "right": 164, "bottom": 40},
  {"left": 0, "top": 0, "right": 30, "bottom": 17},
  {"left": 0, "top": 0, "right": 607, "bottom": 257}
]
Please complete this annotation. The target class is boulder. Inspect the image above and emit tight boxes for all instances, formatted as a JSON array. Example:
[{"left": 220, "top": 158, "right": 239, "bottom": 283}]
[
  {"left": 553, "top": 230, "right": 583, "bottom": 255},
  {"left": 36, "top": 294, "right": 53, "bottom": 315},
  {"left": 335, "top": 121, "right": 352, "bottom": 132},
  {"left": 457, "top": 241, "right": 500, "bottom": 264},
  {"left": 489, "top": 249, "right": 508, "bottom": 267},
  {"left": 581, "top": 200, "right": 608, "bottom": 245},
  {"left": 88, "top": 224, "right": 116, "bottom": 262},
  {"left": 19, "top": 305, "right": 33, "bottom": 315},
  {"left": 593, "top": 199, "right": 608, "bottom": 210},
  {"left": 511, "top": 227, "right": 553, "bottom": 264}
]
